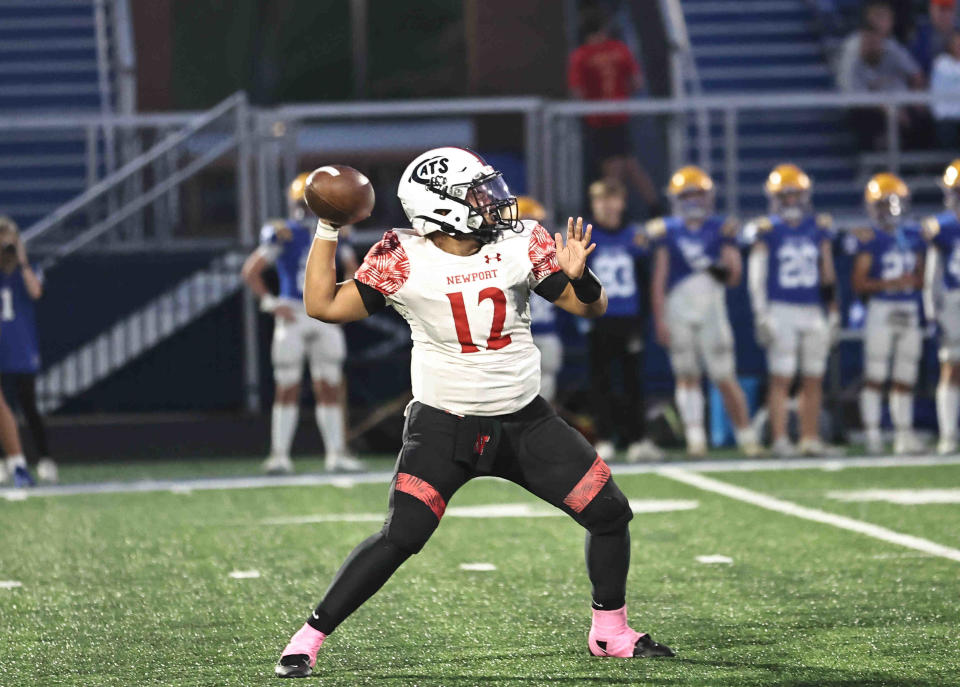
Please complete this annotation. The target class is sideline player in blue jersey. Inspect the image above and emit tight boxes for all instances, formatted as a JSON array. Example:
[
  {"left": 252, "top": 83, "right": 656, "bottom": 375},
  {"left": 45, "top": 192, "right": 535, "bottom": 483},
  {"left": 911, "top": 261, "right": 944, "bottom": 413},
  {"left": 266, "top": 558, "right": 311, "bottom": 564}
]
[
  {"left": 923, "top": 159, "right": 960, "bottom": 454},
  {"left": 518, "top": 196, "right": 563, "bottom": 402},
  {"left": 242, "top": 174, "right": 362, "bottom": 474},
  {"left": 0, "top": 217, "right": 46, "bottom": 486},
  {"left": 586, "top": 178, "right": 663, "bottom": 462},
  {"left": 746, "top": 164, "right": 840, "bottom": 457},
  {"left": 648, "top": 166, "right": 759, "bottom": 457},
  {"left": 851, "top": 174, "right": 926, "bottom": 455}
]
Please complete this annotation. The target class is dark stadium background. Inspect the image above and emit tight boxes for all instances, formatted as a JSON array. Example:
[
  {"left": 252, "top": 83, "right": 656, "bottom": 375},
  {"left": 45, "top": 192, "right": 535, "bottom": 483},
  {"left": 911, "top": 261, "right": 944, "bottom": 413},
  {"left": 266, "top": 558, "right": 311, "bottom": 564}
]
[{"left": 1, "top": 0, "right": 949, "bottom": 461}]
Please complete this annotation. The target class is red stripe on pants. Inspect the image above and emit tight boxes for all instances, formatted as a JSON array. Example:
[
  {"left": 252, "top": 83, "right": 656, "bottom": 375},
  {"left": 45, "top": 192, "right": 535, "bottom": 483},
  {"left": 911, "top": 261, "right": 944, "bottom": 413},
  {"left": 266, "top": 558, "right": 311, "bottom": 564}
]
[
  {"left": 396, "top": 473, "right": 447, "bottom": 520},
  {"left": 563, "top": 456, "right": 611, "bottom": 513}
]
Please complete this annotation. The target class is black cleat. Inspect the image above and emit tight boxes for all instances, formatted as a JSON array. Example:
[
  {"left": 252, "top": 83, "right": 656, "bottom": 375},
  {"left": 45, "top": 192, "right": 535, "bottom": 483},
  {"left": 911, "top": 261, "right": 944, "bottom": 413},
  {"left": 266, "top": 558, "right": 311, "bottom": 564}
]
[
  {"left": 275, "top": 654, "right": 312, "bottom": 678},
  {"left": 633, "top": 634, "right": 675, "bottom": 658}
]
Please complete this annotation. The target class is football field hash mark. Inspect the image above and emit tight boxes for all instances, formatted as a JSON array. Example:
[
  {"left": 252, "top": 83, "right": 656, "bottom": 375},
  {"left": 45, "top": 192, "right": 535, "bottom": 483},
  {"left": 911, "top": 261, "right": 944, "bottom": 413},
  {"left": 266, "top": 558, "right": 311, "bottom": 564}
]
[
  {"left": 0, "top": 580, "right": 23, "bottom": 589},
  {"left": 228, "top": 570, "right": 261, "bottom": 579},
  {"left": 661, "top": 468, "right": 960, "bottom": 563},
  {"left": 696, "top": 554, "right": 733, "bottom": 564},
  {"left": 459, "top": 563, "right": 497, "bottom": 571}
]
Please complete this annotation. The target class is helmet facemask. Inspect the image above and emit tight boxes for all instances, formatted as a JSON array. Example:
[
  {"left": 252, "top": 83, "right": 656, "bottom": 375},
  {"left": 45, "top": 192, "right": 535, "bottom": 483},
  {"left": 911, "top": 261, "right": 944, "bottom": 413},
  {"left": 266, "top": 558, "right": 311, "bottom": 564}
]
[
  {"left": 944, "top": 186, "right": 960, "bottom": 215},
  {"left": 443, "top": 171, "right": 520, "bottom": 244},
  {"left": 868, "top": 194, "right": 908, "bottom": 232},
  {"left": 771, "top": 190, "right": 810, "bottom": 225},
  {"left": 671, "top": 189, "right": 713, "bottom": 225}
]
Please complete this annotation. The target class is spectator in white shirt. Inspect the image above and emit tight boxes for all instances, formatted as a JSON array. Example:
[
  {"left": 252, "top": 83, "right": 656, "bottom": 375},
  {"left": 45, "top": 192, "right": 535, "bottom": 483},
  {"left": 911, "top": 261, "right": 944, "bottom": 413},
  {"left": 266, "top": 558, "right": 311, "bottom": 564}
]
[{"left": 931, "top": 31, "right": 960, "bottom": 145}]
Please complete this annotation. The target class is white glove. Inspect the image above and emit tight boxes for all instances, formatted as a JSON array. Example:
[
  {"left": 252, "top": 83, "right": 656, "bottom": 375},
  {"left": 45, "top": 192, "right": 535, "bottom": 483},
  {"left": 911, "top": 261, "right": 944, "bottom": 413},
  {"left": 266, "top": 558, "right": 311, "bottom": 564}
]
[
  {"left": 754, "top": 312, "right": 774, "bottom": 348},
  {"left": 827, "top": 310, "right": 841, "bottom": 346},
  {"left": 259, "top": 294, "right": 279, "bottom": 313}
]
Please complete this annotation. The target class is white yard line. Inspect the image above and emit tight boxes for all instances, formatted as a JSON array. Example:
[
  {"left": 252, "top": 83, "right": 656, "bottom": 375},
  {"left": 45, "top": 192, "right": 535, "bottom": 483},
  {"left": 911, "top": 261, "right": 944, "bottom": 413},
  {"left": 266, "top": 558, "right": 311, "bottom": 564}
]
[
  {"left": 2, "top": 454, "right": 960, "bottom": 501},
  {"left": 260, "top": 499, "right": 699, "bottom": 526},
  {"left": 659, "top": 468, "right": 960, "bottom": 563}
]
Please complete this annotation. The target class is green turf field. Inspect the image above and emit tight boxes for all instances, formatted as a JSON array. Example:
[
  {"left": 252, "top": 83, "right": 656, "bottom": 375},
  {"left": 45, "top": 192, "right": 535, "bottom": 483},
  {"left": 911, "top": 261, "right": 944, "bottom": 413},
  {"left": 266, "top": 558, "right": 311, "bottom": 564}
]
[{"left": 2, "top": 458, "right": 959, "bottom": 686}]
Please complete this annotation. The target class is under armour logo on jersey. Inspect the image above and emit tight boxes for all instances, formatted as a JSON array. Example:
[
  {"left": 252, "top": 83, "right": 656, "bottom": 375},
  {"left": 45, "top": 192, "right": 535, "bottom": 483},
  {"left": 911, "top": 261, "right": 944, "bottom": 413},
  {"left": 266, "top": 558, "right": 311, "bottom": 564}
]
[
  {"left": 474, "top": 434, "right": 492, "bottom": 455},
  {"left": 484, "top": 253, "right": 502, "bottom": 264}
]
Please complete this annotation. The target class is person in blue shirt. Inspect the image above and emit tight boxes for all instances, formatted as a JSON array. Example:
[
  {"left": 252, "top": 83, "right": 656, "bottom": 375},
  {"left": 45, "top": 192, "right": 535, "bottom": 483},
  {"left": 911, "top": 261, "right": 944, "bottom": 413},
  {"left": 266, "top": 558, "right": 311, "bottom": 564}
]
[
  {"left": 852, "top": 174, "right": 926, "bottom": 455},
  {"left": 0, "top": 217, "right": 50, "bottom": 486},
  {"left": 746, "top": 164, "right": 840, "bottom": 457},
  {"left": 922, "top": 159, "right": 960, "bottom": 454},
  {"left": 648, "top": 166, "right": 759, "bottom": 458},
  {"left": 585, "top": 178, "right": 663, "bottom": 462},
  {"left": 517, "top": 196, "right": 563, "bottom": 403},
  {"left": 242, "top": 174, "right": 361, "bottom": 475}
]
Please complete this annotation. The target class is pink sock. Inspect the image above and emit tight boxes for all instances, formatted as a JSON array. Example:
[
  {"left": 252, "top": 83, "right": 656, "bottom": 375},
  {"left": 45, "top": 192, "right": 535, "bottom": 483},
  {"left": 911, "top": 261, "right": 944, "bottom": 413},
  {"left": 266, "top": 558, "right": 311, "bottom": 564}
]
[
  {"left": 588, "top": 605, "right": 645, "bottom": 658},
  {"left": 281, "top": 623, "right": 327, "bottom": 667}
]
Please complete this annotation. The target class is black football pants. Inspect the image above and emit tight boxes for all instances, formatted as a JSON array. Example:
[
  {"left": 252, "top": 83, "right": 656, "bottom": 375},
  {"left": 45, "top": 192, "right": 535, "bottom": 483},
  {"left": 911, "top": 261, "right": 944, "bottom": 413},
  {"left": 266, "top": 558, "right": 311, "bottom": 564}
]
[{"left": 306, "top": 397, "right": 635, "bottom": 635}]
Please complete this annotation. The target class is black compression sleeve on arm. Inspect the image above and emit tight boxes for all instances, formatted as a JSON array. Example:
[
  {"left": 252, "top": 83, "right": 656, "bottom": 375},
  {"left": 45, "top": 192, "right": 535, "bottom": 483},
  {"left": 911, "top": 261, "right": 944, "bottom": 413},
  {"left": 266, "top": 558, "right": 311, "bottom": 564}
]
[
  {"left": 354, "top": 279, "right": 387, "bottom": 314},
  {"left": 571, "top": 268, "right": 603, "bottom": 303},
  {"left": 533, "top": 271, "right": 570, "bottom": 303}
]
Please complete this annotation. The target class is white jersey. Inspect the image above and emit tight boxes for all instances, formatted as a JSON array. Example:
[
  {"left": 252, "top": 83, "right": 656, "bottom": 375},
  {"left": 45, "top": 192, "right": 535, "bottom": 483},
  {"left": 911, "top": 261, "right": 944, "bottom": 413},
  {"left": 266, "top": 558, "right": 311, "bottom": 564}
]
[{"left": 355, "top": 220, "right": 562, "bottom": 416}]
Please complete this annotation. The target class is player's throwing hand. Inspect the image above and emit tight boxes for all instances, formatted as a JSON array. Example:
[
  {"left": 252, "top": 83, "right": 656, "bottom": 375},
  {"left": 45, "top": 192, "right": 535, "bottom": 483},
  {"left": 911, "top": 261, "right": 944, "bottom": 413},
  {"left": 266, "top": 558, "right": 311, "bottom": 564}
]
[{"left": 555, "top": 216, "right": 596, "bottom": 280}]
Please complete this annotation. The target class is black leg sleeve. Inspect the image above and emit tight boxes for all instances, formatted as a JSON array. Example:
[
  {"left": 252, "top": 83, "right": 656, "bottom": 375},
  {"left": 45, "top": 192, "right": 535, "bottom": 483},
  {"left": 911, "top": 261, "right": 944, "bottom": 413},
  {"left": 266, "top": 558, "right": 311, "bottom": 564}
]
[
  {"left": 585, "top": 525, "right": 630, "bottom": 610},
  {"left": 15, "top": 374, "right": 48, "bottom": 457},
  {"left": 622, "top": 345, "right": 646, "bottom": 443},
  {"left": 308, "top": 532, "right": 412, "bottom": 635},
  {"left": 590, "top": 324, "right": 615, "bottom": 440}
]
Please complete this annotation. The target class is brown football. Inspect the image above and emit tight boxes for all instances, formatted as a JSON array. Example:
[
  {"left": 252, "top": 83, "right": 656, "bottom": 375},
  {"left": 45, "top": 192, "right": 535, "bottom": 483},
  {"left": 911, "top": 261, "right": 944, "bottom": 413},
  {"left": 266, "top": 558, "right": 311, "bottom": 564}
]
[{"left": 303, "top": 165, "right": 375, "bottom": 226}]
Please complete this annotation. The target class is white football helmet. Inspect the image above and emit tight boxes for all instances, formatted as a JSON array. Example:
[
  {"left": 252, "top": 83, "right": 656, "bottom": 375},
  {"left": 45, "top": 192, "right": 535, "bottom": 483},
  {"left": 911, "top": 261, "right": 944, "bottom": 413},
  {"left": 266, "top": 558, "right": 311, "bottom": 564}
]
[{"left": 397, "top": 146, "right": 519, "bottom": 243}]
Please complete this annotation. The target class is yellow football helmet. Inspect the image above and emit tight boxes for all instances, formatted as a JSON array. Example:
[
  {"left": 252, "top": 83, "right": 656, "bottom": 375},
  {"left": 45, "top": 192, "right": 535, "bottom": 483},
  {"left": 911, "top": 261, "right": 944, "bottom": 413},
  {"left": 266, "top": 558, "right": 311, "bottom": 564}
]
[
  {"left": 516, "top": 196, "right": 546, "bottom": 222},
  {"left": 667, "top": 165, "right": 714, "bottom": 196},
  {"left": 288, "top": 172, "right": 311, "bottom": 205},
  {"left": 668, "top": 165, "right": 714, "bottom": 223},
  {"left": 940, "top": 159, "right": 960, "bottom": 212},
  {"left": 764, "top": 163, "right": 811, "bottom": 194},
  {"left": 865, "top": 173, "right": 909, "bottom": 231},
  {"left": 765, "top": 163, "right": 812, "bottom": 223}
]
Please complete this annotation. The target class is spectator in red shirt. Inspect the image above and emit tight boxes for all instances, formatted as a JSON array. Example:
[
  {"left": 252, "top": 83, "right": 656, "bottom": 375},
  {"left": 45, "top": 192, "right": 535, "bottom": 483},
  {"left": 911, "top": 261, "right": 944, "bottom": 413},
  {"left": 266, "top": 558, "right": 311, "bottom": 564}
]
[{"left": 568, "top": 11, "right": 660, "bottom": 214}]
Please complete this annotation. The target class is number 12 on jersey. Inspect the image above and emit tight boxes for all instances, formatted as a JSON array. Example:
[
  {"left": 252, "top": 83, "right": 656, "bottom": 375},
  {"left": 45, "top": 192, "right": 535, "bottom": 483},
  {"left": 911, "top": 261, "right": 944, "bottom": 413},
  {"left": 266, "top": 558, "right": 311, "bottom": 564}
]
[{"left": 446, "top": 288, "right": 512, "bottom": 353}]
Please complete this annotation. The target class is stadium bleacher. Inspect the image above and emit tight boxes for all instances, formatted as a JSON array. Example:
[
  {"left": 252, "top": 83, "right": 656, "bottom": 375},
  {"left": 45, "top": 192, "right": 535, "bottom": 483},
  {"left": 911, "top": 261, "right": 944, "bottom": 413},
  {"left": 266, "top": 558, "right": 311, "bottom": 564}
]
[
  {"left": 0, "top": 0, "right": 107, "bottom": 227},
  {"left": 682, "top": 0, "right": 862, "bottom": 215}
]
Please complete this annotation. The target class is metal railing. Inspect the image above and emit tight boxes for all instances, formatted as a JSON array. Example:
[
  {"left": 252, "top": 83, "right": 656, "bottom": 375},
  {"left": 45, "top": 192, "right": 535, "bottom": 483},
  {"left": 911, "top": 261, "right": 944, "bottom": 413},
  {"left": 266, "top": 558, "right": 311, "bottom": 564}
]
[
  {"left": 254, "top": 96, "right": 544, "bottom": 227},
  {"left": 543, "top": 90, "right": 960, "bottom": 220},
  {"left": 20, "top": 92, "right": 253, "bottom": 268},
  {"left": 5, "top": 88, "right": 957, "bottom": 416}
]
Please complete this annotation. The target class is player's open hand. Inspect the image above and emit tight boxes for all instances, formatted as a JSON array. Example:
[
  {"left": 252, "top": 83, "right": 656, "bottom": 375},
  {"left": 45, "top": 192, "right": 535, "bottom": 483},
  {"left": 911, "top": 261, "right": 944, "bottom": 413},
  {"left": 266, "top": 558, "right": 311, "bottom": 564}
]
[
  {"left": 555, "top": 217, "right": 596, "bottom": 280},
  {"left": 275, "top": 304, "right": 297, "bottom": 322}
]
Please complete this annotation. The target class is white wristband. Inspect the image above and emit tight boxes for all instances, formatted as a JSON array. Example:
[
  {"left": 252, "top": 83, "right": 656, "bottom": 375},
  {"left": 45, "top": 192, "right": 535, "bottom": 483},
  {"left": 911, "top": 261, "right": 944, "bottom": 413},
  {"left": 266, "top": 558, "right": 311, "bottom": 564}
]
[
  {"left": 315, "top": 219, "right": 339, "bottom": 242},
  {"left": 259, "top": 294, "right": 279, "bottom": 313}
]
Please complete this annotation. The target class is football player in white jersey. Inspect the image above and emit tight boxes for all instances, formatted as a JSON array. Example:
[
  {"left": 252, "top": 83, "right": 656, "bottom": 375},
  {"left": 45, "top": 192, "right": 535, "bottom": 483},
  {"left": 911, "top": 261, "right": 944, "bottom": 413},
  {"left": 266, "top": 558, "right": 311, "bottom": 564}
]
[
  {"left": 242, "top": 174, "right": 362, "bottom": 474},
  {"left": 273, "top": 147, "right": 674, "bottom": 678}
]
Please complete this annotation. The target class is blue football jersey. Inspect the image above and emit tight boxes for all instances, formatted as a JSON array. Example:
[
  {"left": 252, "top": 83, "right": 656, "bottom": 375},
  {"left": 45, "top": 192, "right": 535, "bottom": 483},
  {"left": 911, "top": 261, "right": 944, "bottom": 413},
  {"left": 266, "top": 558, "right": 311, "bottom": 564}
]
[
  {"left": 259, "top": 219, "right": 314, "bottom": 300},
  {"left": 0, "top": 266, "right": 40, "bottom": 373},
  {"left": 852, "top": 224, "right": 924, "bottom": 303},
  {"left": 923, "top": 211, "right": 960, "bottom": 291},
  {"left": 529, "top": 292, "right": 558, "bottom": 335},
  {"left": 751, "top": 213, "right": 833, "bottom": 306},
  {"left": 586, "top": 221, "right": 646, "bottom": 318},
  {"left": 646, "top": 215, "right": 737, "bottom": 291}
]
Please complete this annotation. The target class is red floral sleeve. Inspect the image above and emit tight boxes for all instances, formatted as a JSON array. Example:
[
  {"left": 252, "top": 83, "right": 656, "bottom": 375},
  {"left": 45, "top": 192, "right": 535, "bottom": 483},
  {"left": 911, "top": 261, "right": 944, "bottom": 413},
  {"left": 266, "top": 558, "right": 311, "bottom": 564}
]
[{"left": 355, "top": 231, "right": 411, "bottom": 296}]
